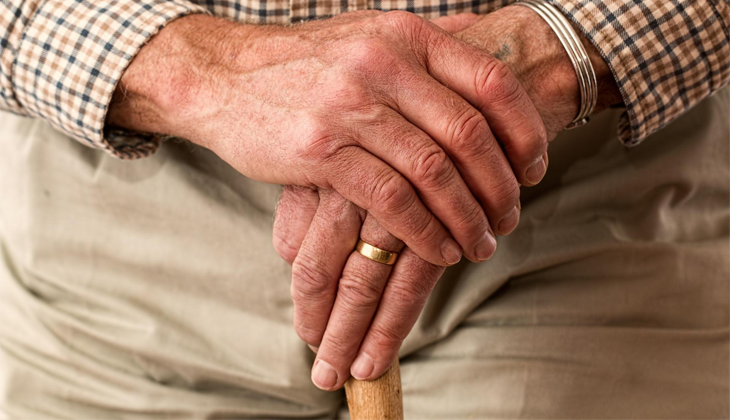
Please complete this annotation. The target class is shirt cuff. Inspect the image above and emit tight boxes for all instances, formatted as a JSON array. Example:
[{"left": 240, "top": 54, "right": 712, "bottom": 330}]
[
  {"left": 545, "top": 0, "right": 730, "bottom": 146},
  {"left": 12, "top": 0, "right": 209, "bottom": 159}
]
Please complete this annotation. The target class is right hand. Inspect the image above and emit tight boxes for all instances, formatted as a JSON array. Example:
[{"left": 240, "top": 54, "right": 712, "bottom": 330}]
[{"left": 108, "top": 11, "right": 548, "bottom": 266}]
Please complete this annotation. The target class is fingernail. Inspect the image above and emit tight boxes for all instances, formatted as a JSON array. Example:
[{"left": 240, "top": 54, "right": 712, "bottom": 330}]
[
  {"left": 441, "top": 238, "right": 462, "bottom": 265},
  {"left": 525, "top": 155, "right": 547, "bottom": 185},
  {"left": 308, "top": 344, "right": 319, "bottom": 354},
  {"left": 475, "top": 229, "right": 497, "bottom": 261},
  {"left": 351, "top": 353, "right": 375, "bottom": 380},
  {"left": 312, "top": 360, "right": 338, "bottom": 390},
  {"left": 497, "top": 205, "right": 520, "bottom": 235}
]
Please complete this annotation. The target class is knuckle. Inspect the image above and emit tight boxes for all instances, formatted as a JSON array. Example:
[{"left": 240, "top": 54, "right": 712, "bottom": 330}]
[
  {"left": 408, "top": 215, "right": 444, "bottom": 251},
  {"left": 293, "top": 317, "right": 324, "bottom": 346},
  {"left": 326, "top": 77, "right": 376, "bottom": 109},
  {"left": 503, "top": 119, "right": 549, "bottom": 166},
  {"left": 291, "top": 255, "right": 334, "bottom": 303},
  {"left": 295, "top": 118, "right": 344, "bottom": 163},
  {"left": 371, "top": 173, "right": 415, "bottom": 217},
  {"left": 272, "top": 233, "right": 299, "bottom": 264},
  {"left": 387, "top": 280, "right": 431, "bottom": 307},
  {"left": 447, "top": 108, "right": 490, "bottom": 155},
  {"left": 454, "top": 202, "right": 487, "bottom": 232},
  {"left": 380, "top": 11, "right": 432, "bottom": 55},
  {"left": 368, "top": 171, "right": 440, "bottom": 249},
  {"left": 322, "top": 333, "right": 354, "bottom": 358},
  {"left": 476, "top": 134, "right": 501, "bottom": 165},
  {"left": 381, "top": 10, "right": 424, "bottom": 29},
  {"left": 476, "top": 60, "right": 523, "bottom": 105},
  {"left": 368, "top": 323, "right": 405, "bottom": 350},
  {"left": 423, "top": 210, "right": 447, "bottom": 238},
  {"left": 488, "top": 176, "right": 521, "bottom": 209},
  {"left": 411, "top": 147, "right": 455, "bottom": 192},
  {"left": 318, "top": 191, "right": 356, "bottom": 223},
  {"left": 337, "top": 271, "right": 384, "bottom": 311},
  {"left": 347, "top": 39, "right": 393, "bottom": 72}
]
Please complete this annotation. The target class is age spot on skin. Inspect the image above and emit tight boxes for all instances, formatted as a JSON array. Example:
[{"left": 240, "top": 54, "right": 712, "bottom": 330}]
[{"left": 492, "top": 43, "right": 511, "bottom": 61}]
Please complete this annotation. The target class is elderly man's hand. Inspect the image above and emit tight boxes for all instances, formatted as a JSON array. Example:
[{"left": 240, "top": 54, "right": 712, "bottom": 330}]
[
  {"left": 276, "top": 187, "right": 439, "bottom": 390},
  {"left": 273, "top": 6, "right": 622, "bottom": 391},
  {"left": 108, "top": 10, "right": 550, "bottom": 267}
]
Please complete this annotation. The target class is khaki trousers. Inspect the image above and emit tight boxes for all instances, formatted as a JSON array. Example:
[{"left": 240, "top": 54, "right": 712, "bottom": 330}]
[{"left": 0, "top": 88, "right": 728, "bottom": 419}]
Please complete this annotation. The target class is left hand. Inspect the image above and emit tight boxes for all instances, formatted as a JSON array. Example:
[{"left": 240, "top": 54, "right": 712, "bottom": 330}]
[
  {"left": 274, "top": 6, "right": 622, "bottom": 391},
  {"left": 275, "top": 187, "right": 442, "bottom": 390}
]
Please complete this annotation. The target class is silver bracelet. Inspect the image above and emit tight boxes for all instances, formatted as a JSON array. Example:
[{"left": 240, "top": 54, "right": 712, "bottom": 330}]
[{"left": 514, "top": 0, "right": 598, "bottom": 129}]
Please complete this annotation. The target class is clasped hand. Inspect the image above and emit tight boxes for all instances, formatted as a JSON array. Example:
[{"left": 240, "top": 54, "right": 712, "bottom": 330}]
[
  {"left": 270, "top": 10, "right": 576, "bottom": 391},
  {"left": 109, "top": 6, "right": 585, "bottom": 392}
]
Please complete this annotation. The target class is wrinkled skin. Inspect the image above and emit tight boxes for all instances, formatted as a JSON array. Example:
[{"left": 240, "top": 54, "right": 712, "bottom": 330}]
[
  {"left": 107, "top": 6, "right": 619, "bottom": 392},
  {"left": 109, "top": 10, "right": 549, "bottom": 268},
  {"left": 272, "top": 7, "right": 621, "bottom": 391}
]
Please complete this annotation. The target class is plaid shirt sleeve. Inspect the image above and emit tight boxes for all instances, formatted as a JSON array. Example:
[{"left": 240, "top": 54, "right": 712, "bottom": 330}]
[
  {"left": 1, "top": 0, "right": 728, "bottom": 158},
  {"left": 546, "top": 0, "right": 730, "bottom": 146},
  {"left": 0, "top": 0, "right": 207, "bottom": 158}
]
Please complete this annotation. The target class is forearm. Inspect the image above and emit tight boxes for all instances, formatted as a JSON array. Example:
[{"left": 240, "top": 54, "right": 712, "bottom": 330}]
[
  {"left": 106, "top": 14, "right": 259, "bottom": 149},
  {"left": 0, "top": 0, "right": 207, "bottom": 158}
]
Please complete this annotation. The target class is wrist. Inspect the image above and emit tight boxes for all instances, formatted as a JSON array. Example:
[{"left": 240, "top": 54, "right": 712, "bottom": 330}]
[
  {"left": 106, "top": 14, "right": 259, "bottom": 149},
  {"left": 457, "top": 5, "right": 621, "bottom": 137}
]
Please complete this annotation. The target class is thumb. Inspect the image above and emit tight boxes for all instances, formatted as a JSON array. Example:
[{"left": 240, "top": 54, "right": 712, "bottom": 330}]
[{"left": 430, "top": 13, "right": 481, "bottom": 33}]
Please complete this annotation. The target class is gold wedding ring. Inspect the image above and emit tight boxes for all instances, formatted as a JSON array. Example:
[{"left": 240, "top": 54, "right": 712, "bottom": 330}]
[{"left": 355, "top": 239, "right": 399, "bottom": 266}]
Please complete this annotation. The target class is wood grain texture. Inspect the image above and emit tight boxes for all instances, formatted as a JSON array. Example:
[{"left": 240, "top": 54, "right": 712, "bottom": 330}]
[{"left": 345, "top": 359, "right": 403, "bottom": 420}]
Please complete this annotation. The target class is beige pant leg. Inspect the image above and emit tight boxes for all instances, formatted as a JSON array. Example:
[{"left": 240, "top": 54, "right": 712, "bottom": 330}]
[
  {"left": 1, "top": 89, "right": 727, "bottom": 418},
  {"left": 0, "top": 114, "right": 341, "bottom": 418},
  {"left": 399, "top": 88, "right": 730, "bottom": 418}
]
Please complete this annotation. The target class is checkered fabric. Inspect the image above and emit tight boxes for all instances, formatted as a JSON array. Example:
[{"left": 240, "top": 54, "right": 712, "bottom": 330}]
[{"left": 1, "top": 0, "right": 728, "bottom": 158}]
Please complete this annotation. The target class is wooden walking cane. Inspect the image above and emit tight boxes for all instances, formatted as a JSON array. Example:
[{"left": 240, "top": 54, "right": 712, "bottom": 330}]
[{"left": 345, "top": 359, "right": 403, "bottom": 420}]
